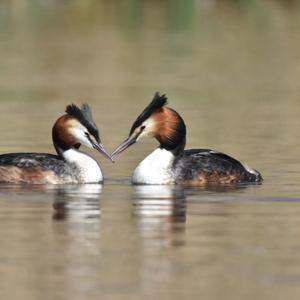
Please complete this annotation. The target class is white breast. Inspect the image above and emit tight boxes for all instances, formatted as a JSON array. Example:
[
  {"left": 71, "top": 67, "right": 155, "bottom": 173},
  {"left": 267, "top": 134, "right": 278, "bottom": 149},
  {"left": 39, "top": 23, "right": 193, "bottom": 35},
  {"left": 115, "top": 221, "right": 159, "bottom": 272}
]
[
  {"left": 63, "top": 149, "right": 103, "bottom": 183},
  {"left": 132, "top": 148, "right": 175, "bottom": 184}
]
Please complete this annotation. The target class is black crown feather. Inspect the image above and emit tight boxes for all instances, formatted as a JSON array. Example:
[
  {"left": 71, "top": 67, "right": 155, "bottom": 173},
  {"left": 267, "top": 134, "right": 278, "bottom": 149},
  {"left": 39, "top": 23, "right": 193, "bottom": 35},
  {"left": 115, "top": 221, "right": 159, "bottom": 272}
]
[
  {"left": 129, "top": 92, "right": 168, "bottom": 135},
  {"left": 66, "top": 103, "right": 100, "bottom": 142}
]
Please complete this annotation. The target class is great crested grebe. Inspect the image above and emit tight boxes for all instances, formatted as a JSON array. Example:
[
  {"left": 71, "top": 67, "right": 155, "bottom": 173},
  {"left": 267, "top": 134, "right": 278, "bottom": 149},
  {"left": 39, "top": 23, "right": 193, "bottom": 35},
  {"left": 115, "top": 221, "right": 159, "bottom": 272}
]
[
  {"left": 112, "top": 93, "right": 263, "bottom": 185},
  {"left": 0, "top": 104, "right": 112, "bottom": 184}
]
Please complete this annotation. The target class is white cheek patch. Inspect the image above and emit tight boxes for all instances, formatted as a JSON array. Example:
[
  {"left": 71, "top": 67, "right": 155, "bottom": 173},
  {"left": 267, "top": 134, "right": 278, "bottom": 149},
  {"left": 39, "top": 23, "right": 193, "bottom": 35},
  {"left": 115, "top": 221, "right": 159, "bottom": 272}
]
[
  {"left": 70, "top": 126, "right": 93, "bottom": 148},
  {"left": 136, "top": 131, "right": 146, "bottom": 142},
  {"left": 144, "top": 118, "right": 155, "bottom": 130},
  {"left": 136, "top": 118, "right": 156, "bottom": 142}
]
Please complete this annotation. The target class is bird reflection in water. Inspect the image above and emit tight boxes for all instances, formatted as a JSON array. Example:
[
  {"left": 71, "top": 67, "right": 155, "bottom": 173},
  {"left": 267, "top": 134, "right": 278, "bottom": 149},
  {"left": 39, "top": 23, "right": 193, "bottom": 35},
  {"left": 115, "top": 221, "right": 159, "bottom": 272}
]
[
  {"left": 132, "top": 182, "right": 255, "bottom": 248},
  {"left": 52, "top": 184, "right": 102, "bottom": 222},
  {"left": 133, "top": 185, "right": 187, "bottom": 248}
]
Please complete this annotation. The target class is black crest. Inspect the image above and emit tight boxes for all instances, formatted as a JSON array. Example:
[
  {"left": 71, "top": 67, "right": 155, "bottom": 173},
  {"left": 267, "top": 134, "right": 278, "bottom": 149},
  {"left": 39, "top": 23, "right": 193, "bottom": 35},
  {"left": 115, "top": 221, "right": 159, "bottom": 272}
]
[
  {"left": 66, "top": 103, "right": 100, "bottom": 142},
  {"left": 129, "top": 92, "right": 167, "bottom": 135}
]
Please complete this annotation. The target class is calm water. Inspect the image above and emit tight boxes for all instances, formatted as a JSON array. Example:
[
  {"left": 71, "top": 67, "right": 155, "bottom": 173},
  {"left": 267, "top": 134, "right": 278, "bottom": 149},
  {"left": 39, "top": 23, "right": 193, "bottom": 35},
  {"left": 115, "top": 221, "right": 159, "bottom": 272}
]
[{"left": 1, "top": 1, "right": 300, "bottom": 299}]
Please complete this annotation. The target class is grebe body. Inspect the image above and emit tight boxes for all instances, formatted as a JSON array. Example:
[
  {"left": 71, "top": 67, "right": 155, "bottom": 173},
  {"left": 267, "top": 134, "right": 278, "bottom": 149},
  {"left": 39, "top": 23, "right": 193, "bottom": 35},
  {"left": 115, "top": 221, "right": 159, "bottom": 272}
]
[
  {"left": 112, "top": 93, "right": 262, "bottom": 185},
  {"left": 0, "top": 104, "right": 111, "bottom": 184}
]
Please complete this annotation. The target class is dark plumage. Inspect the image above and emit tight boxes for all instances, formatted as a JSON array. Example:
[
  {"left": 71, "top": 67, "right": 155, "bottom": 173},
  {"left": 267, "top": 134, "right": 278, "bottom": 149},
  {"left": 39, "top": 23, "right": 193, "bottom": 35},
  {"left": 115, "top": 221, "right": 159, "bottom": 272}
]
[
  {"left": 0, "top": 153, "right": 70, "bottom": 172},
  {"left": 66, "top": 103, "right": 100, "bottom": 142},
  {"left": 0, "top": 153, "right": 78, "bottom": 184},
  {"left": 130, "top": 92, "right": 167, "bottom": 135},
  {"left": 173, "top": 149, "right": 262, "bottom": 184}
]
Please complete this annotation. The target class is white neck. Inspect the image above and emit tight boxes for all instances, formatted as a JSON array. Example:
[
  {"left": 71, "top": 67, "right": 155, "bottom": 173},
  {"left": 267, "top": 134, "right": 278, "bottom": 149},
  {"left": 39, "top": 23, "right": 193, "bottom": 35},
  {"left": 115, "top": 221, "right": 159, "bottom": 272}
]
[
  {"left": 62, "top": 148, "right": 103, "bottom": 183},
  {"left": 132, "top": 148, "right": 175, "bottom": 184}
]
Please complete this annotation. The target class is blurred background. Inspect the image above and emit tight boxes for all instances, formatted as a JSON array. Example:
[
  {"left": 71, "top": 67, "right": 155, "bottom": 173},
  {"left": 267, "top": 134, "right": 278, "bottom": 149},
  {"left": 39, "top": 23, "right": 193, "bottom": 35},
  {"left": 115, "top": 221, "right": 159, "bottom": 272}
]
[
  {"left": 1, "top": 1, "right": 300, "bottom": 300},
  {"left": 0, "top": 0, "right": 300, "bottom": 181}
]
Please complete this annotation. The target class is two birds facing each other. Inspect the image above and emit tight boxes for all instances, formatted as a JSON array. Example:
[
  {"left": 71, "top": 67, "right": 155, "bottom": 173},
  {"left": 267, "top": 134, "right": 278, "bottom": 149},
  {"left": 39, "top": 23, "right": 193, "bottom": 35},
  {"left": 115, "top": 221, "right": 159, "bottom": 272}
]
[{"left": 0, "top": 93, "right": 263, "bottom": 185}]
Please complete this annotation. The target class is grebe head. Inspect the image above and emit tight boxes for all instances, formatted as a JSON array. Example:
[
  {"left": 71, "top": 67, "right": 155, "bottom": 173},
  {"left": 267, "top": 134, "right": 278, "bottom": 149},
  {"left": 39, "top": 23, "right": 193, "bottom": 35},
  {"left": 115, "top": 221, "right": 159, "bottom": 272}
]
[
  {"left": 52, "top": 103, "right": 112, "bottom": 161},
  {"left": 112, "top": 92, "right": 186, "bottom": 157}
]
